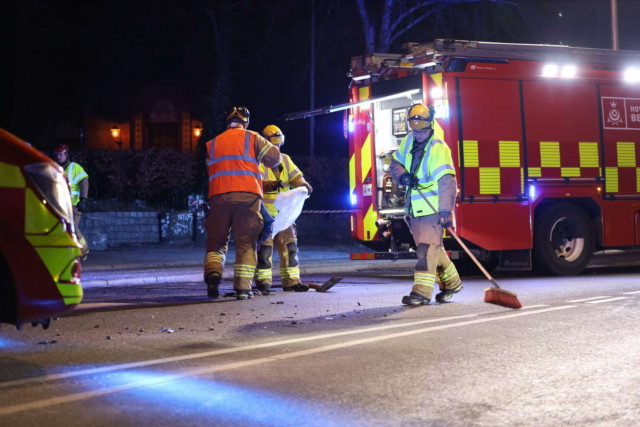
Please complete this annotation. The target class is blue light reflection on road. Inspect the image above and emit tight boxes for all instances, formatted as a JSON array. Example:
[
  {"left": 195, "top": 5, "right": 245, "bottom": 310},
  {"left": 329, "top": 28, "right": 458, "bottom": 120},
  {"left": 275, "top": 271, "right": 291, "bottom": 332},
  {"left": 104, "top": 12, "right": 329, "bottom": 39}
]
[{"left": 99, "top": 370, "right": 350, "bottom": 426}]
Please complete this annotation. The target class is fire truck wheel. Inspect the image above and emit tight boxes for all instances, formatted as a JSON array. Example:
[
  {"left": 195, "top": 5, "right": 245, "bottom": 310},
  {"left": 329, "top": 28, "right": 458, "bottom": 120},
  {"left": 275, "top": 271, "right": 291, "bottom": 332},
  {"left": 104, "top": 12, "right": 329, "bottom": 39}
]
[{"left": 533, "top": 203, "right": 594, "bottom": 276}]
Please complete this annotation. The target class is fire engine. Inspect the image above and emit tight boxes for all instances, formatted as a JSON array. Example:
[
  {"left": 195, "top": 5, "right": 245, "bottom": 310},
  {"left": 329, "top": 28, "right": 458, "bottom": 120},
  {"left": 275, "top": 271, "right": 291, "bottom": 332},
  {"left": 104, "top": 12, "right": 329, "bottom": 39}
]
[{"left": 285, "top": 39, "right": 640, "bottom": 276}]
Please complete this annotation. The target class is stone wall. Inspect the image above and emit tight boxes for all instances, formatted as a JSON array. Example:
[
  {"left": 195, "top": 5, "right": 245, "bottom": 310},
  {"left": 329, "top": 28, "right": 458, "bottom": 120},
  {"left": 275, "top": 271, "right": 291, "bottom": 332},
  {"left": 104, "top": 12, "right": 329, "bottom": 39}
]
[
  {"left": 77, "top": 211, "right": 353, "bottom": 250},
  {"left": 77, "top": 212, "right": 160, "bottom": 250}
]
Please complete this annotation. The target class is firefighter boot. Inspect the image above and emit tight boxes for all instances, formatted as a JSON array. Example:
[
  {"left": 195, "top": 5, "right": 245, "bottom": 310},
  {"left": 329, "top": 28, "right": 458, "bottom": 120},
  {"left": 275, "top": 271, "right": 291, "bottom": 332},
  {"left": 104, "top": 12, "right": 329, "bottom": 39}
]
[
  {"left": 235, "top": 290, "right": 254, "bottom": 300},
  {"left": 206, "top": 272, "right": 221, "bottom": 299},
  {"left": 283, "top": 284, "right": 309, "bottom": 292},
  {"left": 402, "top": 292, "right": 431, "bottom": 305},
  {"left": 436, "top": 284, "right": 463, "bottom": 303}
]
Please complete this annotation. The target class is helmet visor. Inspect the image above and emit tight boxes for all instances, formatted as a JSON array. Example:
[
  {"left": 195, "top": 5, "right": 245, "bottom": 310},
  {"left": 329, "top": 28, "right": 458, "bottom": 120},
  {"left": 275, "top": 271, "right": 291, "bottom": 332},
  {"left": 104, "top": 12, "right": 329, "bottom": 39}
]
[{"left": 268, "top": 132, "right": 284, "bottom": 145}]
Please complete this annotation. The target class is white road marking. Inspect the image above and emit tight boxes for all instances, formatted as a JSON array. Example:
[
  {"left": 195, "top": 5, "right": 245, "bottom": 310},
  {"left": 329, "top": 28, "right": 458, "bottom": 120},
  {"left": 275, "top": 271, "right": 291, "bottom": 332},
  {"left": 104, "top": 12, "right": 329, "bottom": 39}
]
[
  {"left": 565, "top": 296, "right": 611, "bottom": 303},
  {"left": 518, "top": 305, "right": 549, "bottom": 310},
  {"left": 622, "top": 290, "right": 640, "bottom": 295},
  {"left": 0, "top": 305, "right": 576, "bottom": 417},
  {"left": 585, "top": 297, "right": 629, "bottom": 304}
]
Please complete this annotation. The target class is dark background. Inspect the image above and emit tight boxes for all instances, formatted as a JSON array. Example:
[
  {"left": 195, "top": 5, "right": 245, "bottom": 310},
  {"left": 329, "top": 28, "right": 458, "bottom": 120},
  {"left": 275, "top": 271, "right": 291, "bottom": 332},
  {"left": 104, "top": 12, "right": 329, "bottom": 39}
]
[{"left": 2, "top": 0, "right": 639, "bottom": 160}]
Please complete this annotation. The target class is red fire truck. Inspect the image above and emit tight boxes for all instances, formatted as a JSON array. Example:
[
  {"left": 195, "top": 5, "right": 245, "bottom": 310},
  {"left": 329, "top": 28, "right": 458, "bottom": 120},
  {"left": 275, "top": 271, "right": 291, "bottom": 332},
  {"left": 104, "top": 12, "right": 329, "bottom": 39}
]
[{"left": 285, "top": 39, "right": 640, "bottom": 275}]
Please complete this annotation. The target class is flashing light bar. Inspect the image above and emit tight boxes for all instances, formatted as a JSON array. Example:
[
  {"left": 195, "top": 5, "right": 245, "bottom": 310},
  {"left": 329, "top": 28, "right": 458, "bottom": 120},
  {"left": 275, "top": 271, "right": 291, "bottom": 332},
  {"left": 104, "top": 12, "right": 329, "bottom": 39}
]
[
  {"left": 542, "top": 64, "right": 558, "bottom": 77},
  {"left": 327, "top": 89, "right": 421, "bottom": 114},
  {"left": 625, "top": 68, "right": 640, "bottom": 82}
]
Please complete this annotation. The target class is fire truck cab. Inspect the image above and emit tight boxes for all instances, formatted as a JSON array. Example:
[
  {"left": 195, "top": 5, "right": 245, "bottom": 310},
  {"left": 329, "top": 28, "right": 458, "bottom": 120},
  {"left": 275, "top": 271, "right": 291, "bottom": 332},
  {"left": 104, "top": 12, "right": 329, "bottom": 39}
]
[{"left": 286, "top": 39, "right": 640, "bottom": 275}]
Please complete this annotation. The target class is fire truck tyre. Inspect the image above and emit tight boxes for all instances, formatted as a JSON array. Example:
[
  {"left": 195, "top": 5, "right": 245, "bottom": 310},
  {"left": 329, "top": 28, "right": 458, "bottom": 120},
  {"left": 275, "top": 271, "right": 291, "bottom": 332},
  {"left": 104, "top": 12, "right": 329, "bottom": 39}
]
[{"left": 533, "top": 203, "right": 594, "bottom": 276}]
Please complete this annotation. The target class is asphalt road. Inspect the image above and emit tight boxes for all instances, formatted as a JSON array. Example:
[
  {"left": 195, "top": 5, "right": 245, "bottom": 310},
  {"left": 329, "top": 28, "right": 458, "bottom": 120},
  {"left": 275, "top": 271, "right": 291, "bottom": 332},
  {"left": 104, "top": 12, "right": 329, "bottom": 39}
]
[{"left": 1, "top": 256, "right": 640, "bottom": 426}]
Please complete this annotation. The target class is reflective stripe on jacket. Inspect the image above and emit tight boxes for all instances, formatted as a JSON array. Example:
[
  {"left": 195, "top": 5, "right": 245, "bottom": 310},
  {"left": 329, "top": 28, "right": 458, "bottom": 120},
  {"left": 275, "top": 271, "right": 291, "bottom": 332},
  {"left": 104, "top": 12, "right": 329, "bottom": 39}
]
[
  {"left": 207, "top": 128, "right": 264, "bottom": 198},
  {"left": 260, "top": 153, "right": 302, "bottom": 217},
  {"left": 64, "top": 162, "right": 88, "bottom": 206},
  {"left": 392, "top": 133, "right": 456, "bottom": 218}
]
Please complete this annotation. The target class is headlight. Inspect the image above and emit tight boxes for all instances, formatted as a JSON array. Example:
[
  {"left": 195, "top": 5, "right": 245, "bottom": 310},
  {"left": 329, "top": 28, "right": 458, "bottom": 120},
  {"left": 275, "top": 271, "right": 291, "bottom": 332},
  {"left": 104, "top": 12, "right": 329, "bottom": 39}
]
[
  {"left": 24, "top": 163, "right": 74, "bottom": 224},
  {"left": 382, "top": 163, "right": 390, "bottom": 173}
]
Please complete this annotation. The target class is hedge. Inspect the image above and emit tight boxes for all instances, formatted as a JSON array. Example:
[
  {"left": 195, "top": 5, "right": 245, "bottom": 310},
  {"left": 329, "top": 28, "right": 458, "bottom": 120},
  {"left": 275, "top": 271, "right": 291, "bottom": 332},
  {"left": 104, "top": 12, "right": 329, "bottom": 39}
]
[{"left": 52, "top": 149, "right": 349, "bottom": 210}]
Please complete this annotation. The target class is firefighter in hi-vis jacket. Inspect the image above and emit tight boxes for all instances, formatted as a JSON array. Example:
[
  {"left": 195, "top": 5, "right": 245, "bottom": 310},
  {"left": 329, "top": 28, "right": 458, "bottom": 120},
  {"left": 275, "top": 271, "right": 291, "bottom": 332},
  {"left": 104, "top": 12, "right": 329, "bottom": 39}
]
[
  {"left": 254, "top": 125, "right": 313, "bottom": 294},
  {"left": 390, "top": 104, "right": 463, "bottom": 305},
  {"left": 203, "top": 107, "right": 281, "bottom": 300},
  {"left": 54, "top": 144, "right": 90, "bottom": 259}
]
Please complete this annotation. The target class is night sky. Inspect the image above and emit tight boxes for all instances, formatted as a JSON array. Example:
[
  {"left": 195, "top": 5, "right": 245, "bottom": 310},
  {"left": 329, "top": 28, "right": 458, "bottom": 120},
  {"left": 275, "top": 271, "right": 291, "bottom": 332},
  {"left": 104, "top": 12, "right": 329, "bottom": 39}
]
[{"left": 2, "top": 0, "right": 640, "bottom": 159}]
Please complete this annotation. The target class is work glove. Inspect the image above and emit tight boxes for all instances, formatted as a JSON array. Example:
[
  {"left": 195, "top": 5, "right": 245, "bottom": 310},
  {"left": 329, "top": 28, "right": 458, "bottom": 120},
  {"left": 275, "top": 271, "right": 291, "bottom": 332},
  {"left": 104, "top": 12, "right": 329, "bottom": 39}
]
[
  {"left": 258, "top": 202, "right": 275, "bottom": 244},
  {"left": 438, "top": 211, "right": 452, "bottom": 229},
  {"left": 400, "top": 173, "right": 419, "bottom": 188},
  {"left": 275, "top": 180, "right": 285, "bottom": 190},
  {"left": 77, "top": 198, "right": 87, "bottom": 212}
]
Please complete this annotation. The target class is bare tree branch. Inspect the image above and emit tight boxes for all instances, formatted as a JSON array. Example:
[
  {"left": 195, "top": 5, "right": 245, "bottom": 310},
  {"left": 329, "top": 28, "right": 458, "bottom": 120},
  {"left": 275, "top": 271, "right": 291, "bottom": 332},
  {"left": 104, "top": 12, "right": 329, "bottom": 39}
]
[{"left": 355, "top": 0, "right": 375, "bottom": 52}]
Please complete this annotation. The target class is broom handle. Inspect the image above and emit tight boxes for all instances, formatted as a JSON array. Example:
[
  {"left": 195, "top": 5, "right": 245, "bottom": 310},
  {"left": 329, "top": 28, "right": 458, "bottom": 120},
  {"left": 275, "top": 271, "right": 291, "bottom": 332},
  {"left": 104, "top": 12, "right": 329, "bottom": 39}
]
[{"left": 414, "top": 187, "right": 500, "bottom": 289}]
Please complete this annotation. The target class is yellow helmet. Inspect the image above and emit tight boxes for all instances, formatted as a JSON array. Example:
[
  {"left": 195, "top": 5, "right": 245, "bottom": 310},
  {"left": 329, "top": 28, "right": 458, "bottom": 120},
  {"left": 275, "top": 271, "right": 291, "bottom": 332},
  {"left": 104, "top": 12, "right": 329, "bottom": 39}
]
[
  {"left": 407, "top": 104, "right": 435, "bottom": 131},
  {"left": 226, "top": 106, "right": 250, "bottom": 126},
  {"left": 262, "top": 125, "right": 285, "bottom": 146}
]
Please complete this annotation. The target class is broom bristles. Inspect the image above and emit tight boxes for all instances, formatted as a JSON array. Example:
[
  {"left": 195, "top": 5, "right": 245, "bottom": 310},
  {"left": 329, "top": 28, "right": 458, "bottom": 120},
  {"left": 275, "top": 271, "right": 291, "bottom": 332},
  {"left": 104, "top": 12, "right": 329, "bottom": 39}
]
[{"left": 484, "top": 287, "right": 522, "bottom": 309}]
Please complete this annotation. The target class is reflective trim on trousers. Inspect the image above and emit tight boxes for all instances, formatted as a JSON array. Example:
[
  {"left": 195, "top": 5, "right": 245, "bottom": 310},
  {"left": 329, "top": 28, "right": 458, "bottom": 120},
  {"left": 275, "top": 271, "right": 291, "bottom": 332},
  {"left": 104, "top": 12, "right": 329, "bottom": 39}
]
[
  {"left": 414, "top": 271, "right": 436, "bottom": 287},
  {"left": 440, "top": 263, "right": 458, "bottom": 282},
  {"left": 280, "top": 266, "right": 300, "bottom": 279},
  {"left": 254, "top": 269, "right": 272, "bottom": 281},
  {"left": 234, "top": 264, "right": 255, "bottom": 279}
]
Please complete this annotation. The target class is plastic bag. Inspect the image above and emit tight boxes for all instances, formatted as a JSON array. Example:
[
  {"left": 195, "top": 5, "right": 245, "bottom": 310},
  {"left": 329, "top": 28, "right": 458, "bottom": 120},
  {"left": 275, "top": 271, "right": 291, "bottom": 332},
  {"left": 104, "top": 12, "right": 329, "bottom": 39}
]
[{"left": 271, "top": 187, "right": 309, "bottom": 236}]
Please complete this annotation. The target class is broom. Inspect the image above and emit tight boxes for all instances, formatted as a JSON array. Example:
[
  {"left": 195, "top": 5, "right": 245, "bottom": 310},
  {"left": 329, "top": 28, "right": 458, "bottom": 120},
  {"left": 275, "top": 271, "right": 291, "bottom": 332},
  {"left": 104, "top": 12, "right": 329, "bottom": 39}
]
[{"left": 415, "top": 187, "right": 522, "bottom": 309}]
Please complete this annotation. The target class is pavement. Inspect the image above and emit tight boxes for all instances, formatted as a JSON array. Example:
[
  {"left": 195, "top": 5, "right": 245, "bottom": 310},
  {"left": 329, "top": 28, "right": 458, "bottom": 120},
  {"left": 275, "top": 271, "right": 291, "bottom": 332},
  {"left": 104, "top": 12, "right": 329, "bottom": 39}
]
[
  {"left": 80, "top": 243, "right": 416, "bottom": 288},
  {"left": 81, "top": 243, "right": 640, "bottom": 289}
]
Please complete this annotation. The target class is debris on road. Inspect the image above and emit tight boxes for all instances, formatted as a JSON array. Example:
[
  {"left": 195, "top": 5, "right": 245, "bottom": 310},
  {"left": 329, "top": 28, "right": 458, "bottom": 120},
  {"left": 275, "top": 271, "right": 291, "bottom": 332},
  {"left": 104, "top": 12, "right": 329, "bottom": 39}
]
[
  {"left": 161, "top": 327, "right": 174, "bottom": 333},
  {"left": 106, "top": 336, "right": 113, "bottom": 340},
  {"left": 271, "top": 301, "right": 285, "bottom": 305},
  {"left": 38, "top": 340, "right": 58, "bottom": 345}
]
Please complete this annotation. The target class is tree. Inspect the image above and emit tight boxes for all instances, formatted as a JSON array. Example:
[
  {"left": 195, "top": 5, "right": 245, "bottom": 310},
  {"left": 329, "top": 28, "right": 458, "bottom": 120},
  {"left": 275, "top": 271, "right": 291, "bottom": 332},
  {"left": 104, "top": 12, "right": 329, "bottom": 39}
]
[{"left": 354, "top": 0, "right": 518, "bottom": 52}]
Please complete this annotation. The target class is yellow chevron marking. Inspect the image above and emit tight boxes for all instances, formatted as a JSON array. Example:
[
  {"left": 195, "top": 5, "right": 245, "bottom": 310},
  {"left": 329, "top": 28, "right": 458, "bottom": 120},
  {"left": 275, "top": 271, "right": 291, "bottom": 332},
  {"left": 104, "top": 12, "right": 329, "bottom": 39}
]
[
  {"left": 363, "top": 204, "right": 377, "bottom": 241},
  {"left": 605, "top": 167, "right": 619, "bottom": 193},
  {"left": 359, "top": 86, "right": 370, "bottom": 101},
  {"left": 479, "top": 168, "right": 501, "bottom": 194},
  {"left": 499, "top": 141, "right": 520, "bottom": 167},
  {"left": 361, "top": 133, "right": 372, "bottom": 183},
  {"left": 463, "top": 141, "right": 479, "bottom": 167},
  {"left": 579, "top": 142, "right": 599, "bottom": 168},
  {"left": 617, "top": 142, "right": 636, "bottom": 167},
  {"left": 349, "top": 154, "right": 356, "bottom": 195},
  {"left": 540, "top": 142, "right": 560, "bottom": 168},
  {"left": 561, "top": 168, "right": 581, "bottom": 177}
]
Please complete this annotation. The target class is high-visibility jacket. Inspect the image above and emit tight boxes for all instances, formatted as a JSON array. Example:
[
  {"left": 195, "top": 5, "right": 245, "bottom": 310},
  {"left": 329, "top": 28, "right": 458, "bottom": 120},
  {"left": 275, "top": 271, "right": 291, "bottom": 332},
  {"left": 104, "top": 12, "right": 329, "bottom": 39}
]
[
  {"left": 260, "top": 154, "right": 302, "bottom": 217},
  {"left": 207, "top": 128, "right": 272, "bottom": 198},
  {"left": 64, "top": 162, "right": 88, "bottom": 206},
  {"left": 393, "top": 133, "right": 456, "bottom": 217}
]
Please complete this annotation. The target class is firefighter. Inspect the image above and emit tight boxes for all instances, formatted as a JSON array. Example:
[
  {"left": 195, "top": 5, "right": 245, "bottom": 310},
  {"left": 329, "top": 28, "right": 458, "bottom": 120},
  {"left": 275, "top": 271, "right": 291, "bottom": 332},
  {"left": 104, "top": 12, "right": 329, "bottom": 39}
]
[
  {"left": 54, "top": 144, "right": 89, "bottom": 259},
  {"left": 390, "top": 104, "right": 462, "bottom": 305},
  {"left": 204, "top": 106, "right": 281, "bottom": 300},
  {"left": 254, "top": 125, "right": 313, "bottom": 294}
]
